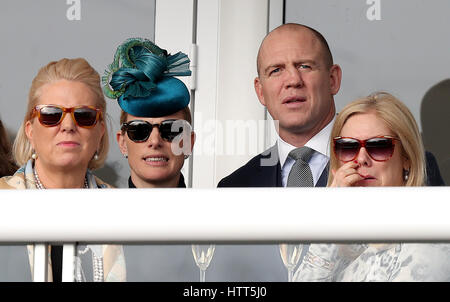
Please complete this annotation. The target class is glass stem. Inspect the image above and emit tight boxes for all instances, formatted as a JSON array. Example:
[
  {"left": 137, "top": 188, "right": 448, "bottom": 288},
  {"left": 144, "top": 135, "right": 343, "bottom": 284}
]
[
  {"left": 288, "top": 269, "right": 294, "bottom": 282},
  {"left": 200, "top": 269, "right": 206, "bottom": 282}
]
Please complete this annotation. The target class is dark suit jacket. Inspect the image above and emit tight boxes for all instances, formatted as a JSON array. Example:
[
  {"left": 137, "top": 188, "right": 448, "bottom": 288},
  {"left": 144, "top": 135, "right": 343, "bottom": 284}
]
[
  {"left": 217, "top": 145, "right": 445, "bottom": 187},
  {"left": 218, "top": 144, "right": 329, "bottom": 187},
  {"left": 425, "top": 151, "right": 445, "bottom": 186}
]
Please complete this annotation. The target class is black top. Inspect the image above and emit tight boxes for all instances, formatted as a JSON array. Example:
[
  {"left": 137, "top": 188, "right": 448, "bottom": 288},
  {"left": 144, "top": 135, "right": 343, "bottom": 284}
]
[
  {"left": 128, "top": 173, "right": 187, "bottom": 188},
  {"left": 51, "top": 245, "right": 63, "bottom": 282}
]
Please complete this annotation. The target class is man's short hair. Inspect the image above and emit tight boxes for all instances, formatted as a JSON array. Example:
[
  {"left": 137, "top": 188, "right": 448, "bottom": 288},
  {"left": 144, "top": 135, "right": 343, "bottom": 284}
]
[{"left": 257, "top": 23, "right": 334, "bottom": 76}]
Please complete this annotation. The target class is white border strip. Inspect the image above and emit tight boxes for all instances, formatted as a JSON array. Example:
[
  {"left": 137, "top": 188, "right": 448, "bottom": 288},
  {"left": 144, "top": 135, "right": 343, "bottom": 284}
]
[{"left": 1, "top": 187, "right": 449, "bottom": 243}]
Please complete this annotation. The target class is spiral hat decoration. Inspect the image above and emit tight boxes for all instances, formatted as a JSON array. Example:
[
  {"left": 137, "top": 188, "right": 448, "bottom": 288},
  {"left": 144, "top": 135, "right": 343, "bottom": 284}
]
[{"left": 102, "top": 37, "right": 191, "bottom": 117}]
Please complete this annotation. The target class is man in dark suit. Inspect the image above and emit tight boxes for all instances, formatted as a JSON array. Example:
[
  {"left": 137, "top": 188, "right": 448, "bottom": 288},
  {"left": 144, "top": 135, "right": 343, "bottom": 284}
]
[
  {"left": 219, "top": 23, "right": 341, "bottom": 188},
  {"left": 218, "top": 23, "right": 445, "bottom": 187}
]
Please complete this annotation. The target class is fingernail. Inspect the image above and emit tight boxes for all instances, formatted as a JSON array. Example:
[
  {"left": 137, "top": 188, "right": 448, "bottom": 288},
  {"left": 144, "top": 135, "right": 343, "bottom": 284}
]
[{"left": 354, "top": 160, "right": 358, "bottom": 164}]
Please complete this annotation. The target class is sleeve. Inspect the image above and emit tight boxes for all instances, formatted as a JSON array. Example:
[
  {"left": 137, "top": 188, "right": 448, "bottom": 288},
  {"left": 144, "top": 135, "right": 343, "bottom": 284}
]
[{"left": 293, "top": 244, "right": 367, "bottom": 282}]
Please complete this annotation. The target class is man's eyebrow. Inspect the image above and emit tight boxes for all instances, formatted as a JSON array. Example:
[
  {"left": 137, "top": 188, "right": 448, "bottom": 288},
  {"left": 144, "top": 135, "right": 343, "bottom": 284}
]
[
  {"left": 263, "top": 63, "right": 284, "bottom": 74},
  {"left": 263, "top": 59, "right": 319, "bottom": 74},
  {"left": 296, "top": 59, "right": 317, "bottom": 66}
]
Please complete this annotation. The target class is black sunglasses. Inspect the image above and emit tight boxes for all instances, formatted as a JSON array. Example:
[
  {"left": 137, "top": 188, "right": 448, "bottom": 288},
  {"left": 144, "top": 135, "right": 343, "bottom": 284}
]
[
  {"left": 333, "top": 136, "right": 399, "bottom": 162},
  {"left": 121, "top": 119, "right": 191, "bottom": 143}
]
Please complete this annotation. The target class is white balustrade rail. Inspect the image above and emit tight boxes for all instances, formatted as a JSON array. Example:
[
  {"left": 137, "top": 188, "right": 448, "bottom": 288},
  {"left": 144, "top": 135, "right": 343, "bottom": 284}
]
[{"left": 0, "top": 187, "right": 449, "bottom": 281}]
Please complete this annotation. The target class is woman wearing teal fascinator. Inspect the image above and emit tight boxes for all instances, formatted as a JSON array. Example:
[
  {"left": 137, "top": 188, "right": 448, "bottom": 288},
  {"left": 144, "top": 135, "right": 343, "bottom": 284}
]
[{"left": 103, "top": 38, "right": 195, "bottom": 188}]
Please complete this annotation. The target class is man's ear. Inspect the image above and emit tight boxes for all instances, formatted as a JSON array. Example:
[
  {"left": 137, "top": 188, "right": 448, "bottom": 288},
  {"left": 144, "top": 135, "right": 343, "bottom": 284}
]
[
  {"left": 254, "top": 77, "right": 266, "bottom": 106},
  {"left": 329, "top": 64, "right": 342, "bottom": 96},
  {"left": 116, "top": 131, "right": 128, "bottom": 156}
]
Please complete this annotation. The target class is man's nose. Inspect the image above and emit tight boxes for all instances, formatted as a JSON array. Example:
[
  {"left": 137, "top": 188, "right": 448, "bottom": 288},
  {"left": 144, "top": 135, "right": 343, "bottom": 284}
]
[{"left": 285, "top": 67, "right": 303, "bottom": 88}]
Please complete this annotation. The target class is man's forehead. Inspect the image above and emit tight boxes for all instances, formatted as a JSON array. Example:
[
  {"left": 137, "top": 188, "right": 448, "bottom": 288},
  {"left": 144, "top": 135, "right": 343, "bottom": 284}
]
[
  {"left": 260, "top": 33, "right": 321, "bottom": 64},
  {"left": 263, "top": 27, "right": 320, "bottom": 52},
  {"left": 256, "top": 25, "right": 327, "bottom": 74}
]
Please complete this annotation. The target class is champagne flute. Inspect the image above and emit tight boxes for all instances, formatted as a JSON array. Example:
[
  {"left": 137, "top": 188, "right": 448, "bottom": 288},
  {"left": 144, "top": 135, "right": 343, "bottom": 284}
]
[
  {"left": 191, "top": 244, "right": 215, "bottom": 282},
  {"left": 279, "top": 244, "right": 303, "bottom": 282}
]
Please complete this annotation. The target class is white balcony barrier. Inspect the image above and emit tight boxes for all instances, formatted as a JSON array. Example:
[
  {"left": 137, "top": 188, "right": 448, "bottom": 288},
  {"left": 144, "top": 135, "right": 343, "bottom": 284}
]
[{"left": 0, "top": 187, "right": 449, "bottom": 281}]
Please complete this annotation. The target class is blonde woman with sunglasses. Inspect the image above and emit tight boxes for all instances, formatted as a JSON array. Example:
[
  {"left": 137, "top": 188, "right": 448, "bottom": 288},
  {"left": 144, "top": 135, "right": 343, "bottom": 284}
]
[
  {"left": 293, "top": 92, "right": 450, "bottom": 282},
  {"left": 0, "top": 58, "right": 126, "bottom": 282}
]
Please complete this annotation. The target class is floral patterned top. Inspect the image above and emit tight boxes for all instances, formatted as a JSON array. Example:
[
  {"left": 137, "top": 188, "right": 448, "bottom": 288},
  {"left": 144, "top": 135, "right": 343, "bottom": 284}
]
[{"left": 293, "top": 243, "right": 450, "bottom": 282}]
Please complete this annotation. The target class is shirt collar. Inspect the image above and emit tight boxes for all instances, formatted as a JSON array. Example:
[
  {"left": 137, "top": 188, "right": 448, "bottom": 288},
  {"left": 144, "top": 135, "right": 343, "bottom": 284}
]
[{"left": 277, "top": 116, "right": 335, "bottom": 168}]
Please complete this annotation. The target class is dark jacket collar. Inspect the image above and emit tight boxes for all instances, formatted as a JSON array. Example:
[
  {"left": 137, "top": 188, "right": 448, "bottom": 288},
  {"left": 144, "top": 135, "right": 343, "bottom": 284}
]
[{"left": 128, "top": 173, "right": 186, "bottom": 188}]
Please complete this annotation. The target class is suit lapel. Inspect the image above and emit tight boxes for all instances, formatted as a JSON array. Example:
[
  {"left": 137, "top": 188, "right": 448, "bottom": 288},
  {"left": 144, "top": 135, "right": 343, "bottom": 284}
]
[
  {"left": 256, "top": 144, "right": 282, "bottom": 187},
  {"left": 315, "top": 162, "right": 329, "bottom": 187}
]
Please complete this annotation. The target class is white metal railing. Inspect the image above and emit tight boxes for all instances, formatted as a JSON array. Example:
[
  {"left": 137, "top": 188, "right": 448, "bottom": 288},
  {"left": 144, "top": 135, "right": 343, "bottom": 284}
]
[{"left": 1, "top": 187, "right": 449, "bottom": 281}]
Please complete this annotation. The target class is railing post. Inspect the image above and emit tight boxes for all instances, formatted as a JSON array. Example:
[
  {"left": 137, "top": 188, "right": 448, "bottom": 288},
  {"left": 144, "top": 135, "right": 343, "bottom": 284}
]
[
  {"left": 62, "top": 243, "right": 76, "bottom": 282},
  {"left": 33, "top": 243, "right": 48, "bottom": 282}
]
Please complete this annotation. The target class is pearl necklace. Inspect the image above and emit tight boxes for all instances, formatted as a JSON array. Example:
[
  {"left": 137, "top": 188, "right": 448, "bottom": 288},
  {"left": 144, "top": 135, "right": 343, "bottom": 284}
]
[{"left": 33, "top": 167, "right": 89, "bottom": 189}]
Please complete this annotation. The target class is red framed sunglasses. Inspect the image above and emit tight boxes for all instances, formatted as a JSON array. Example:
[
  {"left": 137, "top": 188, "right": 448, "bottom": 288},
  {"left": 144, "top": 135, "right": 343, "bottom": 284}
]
[
  {"left": 333, "top": 135, "right": 399, "bottom": 162},
  {"left": 31, "top": 105, "right": 103, "bottom": 128}
]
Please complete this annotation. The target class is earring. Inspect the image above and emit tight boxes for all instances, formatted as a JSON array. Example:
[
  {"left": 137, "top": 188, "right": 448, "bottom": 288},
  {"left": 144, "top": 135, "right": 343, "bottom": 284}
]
[
  {"left": 93, "top": 151, "right": 99, "bottom": 161},
  {"left": 403, "top": 169, "right": 410, "bottom": 181},
  {"left": 123, "top": 153, "right": 128, "bottom": 159},
  {"left": 31, "top": 151, "right": 38, "bottom": 160}
]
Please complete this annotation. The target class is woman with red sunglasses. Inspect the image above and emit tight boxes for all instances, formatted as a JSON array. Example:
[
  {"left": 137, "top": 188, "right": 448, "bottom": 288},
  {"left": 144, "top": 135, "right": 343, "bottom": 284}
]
[
  {"left": 0, "top": 58, "right": 125, "bottom": 282},
  {"left": 293, "top": 92, "right": 450, "bottom": 281},
  {"left": 103, "top": 37, "right": 194, "bottom": 189}
]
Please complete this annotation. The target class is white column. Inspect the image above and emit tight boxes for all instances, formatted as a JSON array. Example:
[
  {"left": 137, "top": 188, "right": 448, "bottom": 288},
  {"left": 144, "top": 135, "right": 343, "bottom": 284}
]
[
  {"left": 33, "top": 244, "right": 48, "bottom": 282},
  {"left": 155, "top": 0, "right": 195, "bottom": 186},
  {"left": 193, "top": 0, "right": 269, "bottom": 188},
  {"left": 154, "top": 0, "right": 274, "bottom": 188},
  {"left": 62, "top": 243, "right": 76, "bottom": 282},
  {"left": 265, "top": 0, "right": 285, "bottom": 148}
]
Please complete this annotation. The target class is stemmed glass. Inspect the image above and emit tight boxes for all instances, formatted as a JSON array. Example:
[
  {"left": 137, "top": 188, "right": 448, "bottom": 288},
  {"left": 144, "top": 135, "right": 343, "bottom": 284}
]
[
  {"left": 191, "top": 244, "right": 215, "bottom": 282},
  {"left": 279, "top": 244, "right": 303, "bottom": 282}
]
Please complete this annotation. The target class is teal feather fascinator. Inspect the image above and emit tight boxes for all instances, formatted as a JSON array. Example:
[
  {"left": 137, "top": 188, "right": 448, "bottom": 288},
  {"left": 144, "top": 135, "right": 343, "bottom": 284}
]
[{"left": 102, "top": 38, "right": 191, "bottom": 117}]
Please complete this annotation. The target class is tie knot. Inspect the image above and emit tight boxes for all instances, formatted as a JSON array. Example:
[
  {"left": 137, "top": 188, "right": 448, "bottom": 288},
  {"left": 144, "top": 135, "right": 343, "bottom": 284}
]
[{"left": 288, "top": 146, "right": 314, "bottom": 162}]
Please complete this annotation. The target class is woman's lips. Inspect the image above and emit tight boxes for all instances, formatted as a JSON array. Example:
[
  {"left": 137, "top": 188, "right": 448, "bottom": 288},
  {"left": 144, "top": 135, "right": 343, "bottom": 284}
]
[
  {"left": 356, "top": 174, "right": 376, "bottom": 186},
  {"left": 358, "top": 174, "right": 375, "bottom": 180},
  {"left": 57, "top": 141, "right": 80, "bottom": 147},
  {"left": 143, "top": 156, "right": 169, "bottom": 166}
]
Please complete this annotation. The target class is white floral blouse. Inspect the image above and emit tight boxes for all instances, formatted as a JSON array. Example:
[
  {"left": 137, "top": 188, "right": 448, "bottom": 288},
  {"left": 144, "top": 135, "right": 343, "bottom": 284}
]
[{"left": 293, "top": 243, "right": 450, "bottom": 282}]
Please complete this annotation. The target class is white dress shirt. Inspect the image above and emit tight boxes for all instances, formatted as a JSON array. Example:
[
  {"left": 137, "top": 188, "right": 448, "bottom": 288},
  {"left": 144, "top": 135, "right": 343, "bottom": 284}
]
[{"left": 278, "top": 117, "right": 335, "bottom": 187}]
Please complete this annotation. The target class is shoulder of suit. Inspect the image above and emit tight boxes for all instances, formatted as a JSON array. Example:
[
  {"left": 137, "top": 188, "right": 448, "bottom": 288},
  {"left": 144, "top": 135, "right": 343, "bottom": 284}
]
[{"left": 218, "top": 147, "right": 278, "bottom": 187}]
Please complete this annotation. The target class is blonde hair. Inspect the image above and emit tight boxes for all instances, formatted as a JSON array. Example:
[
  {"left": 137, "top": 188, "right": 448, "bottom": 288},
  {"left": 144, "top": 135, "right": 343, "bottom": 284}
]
[
  {"left": 328, "top": 92, "right": 426, "bottom": 186},
  {"left": 13, "top": 58, "right": 109, "bottom": 170}
]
